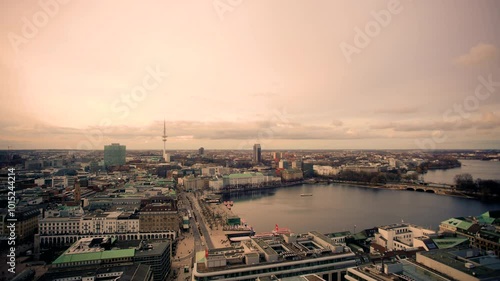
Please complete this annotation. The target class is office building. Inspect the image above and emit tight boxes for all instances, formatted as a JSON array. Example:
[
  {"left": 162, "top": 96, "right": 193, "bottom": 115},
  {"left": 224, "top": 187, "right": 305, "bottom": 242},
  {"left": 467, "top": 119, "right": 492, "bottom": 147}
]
[
  {"left": 40, "top": 263, "right": 153, "bottom": 281},
  {"left": 192, "top": 231, "right": 360, "bottom": 281},
  {"left": 12, "top": 207, "right": 40, "bottom": 242},
  {"left": 313, "top": 165, "right": 340, "bottom": 176},
  {"left": 291, "top": 160, "right": 302, "bottom": 169},
  {"left": 104, "top": 143, "right": 126, "bottom": 167},
  {"left": 440, "top": 214, "right": 500, "bottom": 256},
  {"left": 281, "top": 169, "right": 304, "bottom": 182},
  {"left": 80, "top": 211, "right": 140, "bottom": 235},
  {"left": 373, "top": 223, "right": 436, "bottom": 252},
  {"left": 50, "top": 237, "right": 171, "bottom": 281},
  {"left": 417, "top": 247, "right": 500, "bottom": 281},
  {"left": 180, "top": 175, "right": 207, "bottom": 191},
  {"left": 273, "top": 152, "right": 283, "bottom": 161},
  {"left": 139, "top": 203, "right": 180, "bottom": 233},
  {"left": 221, "top": 172, "right": 281, "bottom": 188},
  {"left": 345, "top": 259, "right": 452, "bottom": 281},
  {"left": 253, "top": 143, "right": 262, "bottom": 163},
  {"left": 279, "top": 159, "right": 290, "bottom": 169}
]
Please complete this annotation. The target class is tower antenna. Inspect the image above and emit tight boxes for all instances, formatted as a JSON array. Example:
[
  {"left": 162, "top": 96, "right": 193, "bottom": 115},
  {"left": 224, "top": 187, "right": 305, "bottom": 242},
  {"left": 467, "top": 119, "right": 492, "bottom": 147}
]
[{"left": 162, "top": 119, "right": 169, "bottom": 162}]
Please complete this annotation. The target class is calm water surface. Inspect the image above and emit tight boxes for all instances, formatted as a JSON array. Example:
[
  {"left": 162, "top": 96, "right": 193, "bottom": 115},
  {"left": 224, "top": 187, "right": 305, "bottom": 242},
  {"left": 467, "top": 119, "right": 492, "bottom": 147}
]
[
  {"left": 229, "top": 184, "right": 500, "bottom": 233},
  {"left": 423, "top": 159, "right": 500, "bottom": 184},
  {"left": 228, "top": 160, "right": 500, "bottom": 234}
]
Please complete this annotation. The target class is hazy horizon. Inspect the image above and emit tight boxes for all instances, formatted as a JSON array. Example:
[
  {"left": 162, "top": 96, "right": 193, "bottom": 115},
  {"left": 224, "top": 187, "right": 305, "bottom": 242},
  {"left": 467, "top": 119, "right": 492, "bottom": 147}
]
[{"left": 1, "top": 0, "right": 500, "bottom": 150}]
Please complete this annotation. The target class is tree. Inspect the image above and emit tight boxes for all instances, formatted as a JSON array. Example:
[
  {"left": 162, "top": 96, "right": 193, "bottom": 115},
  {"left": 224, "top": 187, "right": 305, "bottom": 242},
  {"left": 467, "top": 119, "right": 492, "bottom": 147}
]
[
  {"left": 454, "top": 173, "right": 475, "bottom": 191},
  {"left": 476, "top": 179, "right": 500, "bottom": 200}
]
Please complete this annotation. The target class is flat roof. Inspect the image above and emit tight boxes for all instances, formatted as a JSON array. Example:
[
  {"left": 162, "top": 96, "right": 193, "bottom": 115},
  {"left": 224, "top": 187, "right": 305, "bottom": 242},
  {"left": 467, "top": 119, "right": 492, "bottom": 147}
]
[
  {"left": 440, "top": 218, "right": 473, "bottom": 230},
  {"left": 432, "top": 237, "right": 469, "bottom": 249},
  {"left": 115, "top": 239, "right": 170, "bottom": 258},
  {"left": 349, "top": 260, "right": 452, "bottom": 281},
  {"left": 254, "top": 238, "right": 278, "bottom": 256},
  {"left": 198, "top": 232, "right": 357, "bottom": 273},
  {"left": 52, "top": 238, "right": 170, "bottom": 264},
  {"left": 52, "top": 249, "right": 135, "bottom": 264},
  {"left": 419, "top": 248, "right": 500, "bottom": 279},
  {"left": 309, "top": 231, "right": 337, "bottom": 248},
  {"left": 326, "top": 231, "right": 351, "bottom": 238},
  {"left": 379, "top": 223, "right": 411, "bottom": 230},
  {"left": 226, "top": 173, "right": 264, "bottom": 179},
  {"left": 40, "top": 263, "right": 150, "bottom": 281}
]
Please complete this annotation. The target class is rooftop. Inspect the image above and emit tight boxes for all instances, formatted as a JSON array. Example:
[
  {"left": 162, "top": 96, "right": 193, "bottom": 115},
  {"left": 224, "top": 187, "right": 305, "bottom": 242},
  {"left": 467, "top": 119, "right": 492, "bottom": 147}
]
[
  {"left": 225, "top": 172, "right": 264, "bottom": 179},
  {"left": 52, "top": 248, "right": 135, "bottom": 264},
  {"left": 441, "top": 217, "right": 474, "bottom": 231},
  {"left": 432, "top": 237, "right": 469, "bottom": 249},
  {"left": 51, "top": 237, "right": 170, "bottom": 265},
  {"left": 196, "top": 232, "right": 354, "bottom": 273},
  {"left": 348, "top": 259, "right": 452, "bottom": 281},
  {"left": 418, "top": 247, "right": 500, "bottom": 279},
  {"left": 326, "top": 231, "right": 351, "bottom": 238},
  {"left": 40, "top": 263, "right": 151, "bottom": 281}
]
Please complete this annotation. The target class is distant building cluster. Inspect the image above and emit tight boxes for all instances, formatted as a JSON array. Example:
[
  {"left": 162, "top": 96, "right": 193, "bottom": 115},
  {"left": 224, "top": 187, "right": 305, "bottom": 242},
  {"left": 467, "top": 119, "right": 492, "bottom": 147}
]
[{"left": 1, "top": 133, "right": 500, "bottom": 281}]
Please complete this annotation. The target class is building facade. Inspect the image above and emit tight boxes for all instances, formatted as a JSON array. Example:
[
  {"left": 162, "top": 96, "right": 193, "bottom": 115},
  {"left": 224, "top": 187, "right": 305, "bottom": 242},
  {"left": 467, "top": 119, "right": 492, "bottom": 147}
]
[
  {"left": 192, "top": 231, "right": 360, "bottom": 281},
  {"left": 253, "top": 144, "right": 262, "bottom": 164},
  {"left": 50, "top": 237, "right": 170, "bottom": 281},
  {"left": 373, "top": 223, "right": 436, "bottom": 252},
  {"left": 14, "top": 207, "right": 40, "bottom": 242},
  {"left": 104, "top": 143, "right": 126, "bottom": 167},
  {"left": 139, "top": 203, "right": 180, "bottom": 233}
]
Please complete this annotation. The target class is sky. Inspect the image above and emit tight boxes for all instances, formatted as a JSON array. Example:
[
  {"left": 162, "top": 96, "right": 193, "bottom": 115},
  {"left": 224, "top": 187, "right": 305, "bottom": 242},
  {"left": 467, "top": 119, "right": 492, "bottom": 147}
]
[{"left": 1, "top": 0, "right": 500, "bottom": 150}]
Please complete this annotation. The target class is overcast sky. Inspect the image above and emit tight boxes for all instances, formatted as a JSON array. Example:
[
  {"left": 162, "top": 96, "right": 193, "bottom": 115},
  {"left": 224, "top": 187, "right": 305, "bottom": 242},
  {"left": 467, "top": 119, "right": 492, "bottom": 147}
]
[{"left": 1, "top": 0, "right": 499, "bottom": 150}]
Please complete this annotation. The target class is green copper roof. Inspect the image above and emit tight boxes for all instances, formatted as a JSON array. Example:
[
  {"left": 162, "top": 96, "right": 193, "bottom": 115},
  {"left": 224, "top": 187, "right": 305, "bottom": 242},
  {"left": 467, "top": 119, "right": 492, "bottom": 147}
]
[
  {"left": 433, "top": 237, "right": 469, "bottom": 249},
  {"left": 441, "top": 218, "right": 473, "bottom": 230},
  {"left": 476, "top": 211, "right": 500, "bottom": 225},
  {"left": 52, "top": 249, "right": 135, "bottom": 264},
  {"left": 352, "top": 231, "right": 367, "bottom": 241}
]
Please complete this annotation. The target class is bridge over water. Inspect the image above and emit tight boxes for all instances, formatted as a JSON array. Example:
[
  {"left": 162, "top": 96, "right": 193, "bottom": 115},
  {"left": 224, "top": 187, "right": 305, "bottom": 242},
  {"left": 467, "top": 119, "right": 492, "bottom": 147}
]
[{"left": 385, "top": 183, "right": 457, "bottom": 195}]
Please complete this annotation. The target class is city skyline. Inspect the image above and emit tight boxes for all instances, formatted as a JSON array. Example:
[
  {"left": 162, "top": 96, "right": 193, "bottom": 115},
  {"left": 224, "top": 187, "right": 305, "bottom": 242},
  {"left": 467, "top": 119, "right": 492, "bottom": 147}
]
[{"left": 1, "top": 1, "right": 500, "bottom": 150}]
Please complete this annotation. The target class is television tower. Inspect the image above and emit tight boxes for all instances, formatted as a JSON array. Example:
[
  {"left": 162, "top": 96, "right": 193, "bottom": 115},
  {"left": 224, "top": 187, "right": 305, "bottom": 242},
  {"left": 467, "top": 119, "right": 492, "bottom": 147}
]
[{"left": 162, "top": 120, "right": 170, "bottom": 162}]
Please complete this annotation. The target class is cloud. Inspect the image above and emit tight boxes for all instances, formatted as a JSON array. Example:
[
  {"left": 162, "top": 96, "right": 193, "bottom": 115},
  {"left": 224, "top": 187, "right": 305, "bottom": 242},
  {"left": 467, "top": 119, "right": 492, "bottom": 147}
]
[
  {"left": 454, "top": 43, "right": 498, "bottom": 66},
  {"left": 374, "top": 106, "right": 419, "bottom": 115},
  {"left": 371, "top": 112, "right": 500, "bottom": 132},
  {"left": 250, "top": 93, "right": 280, "bottom": 97},
  {"left": 331, "top": 119, "right": 343, "bottom": 127},
  {"left": 0, "top": 119, "right": 384, "bottom": 150},
  {"left": 3, "top": 113, "right": 500, "bottom": 149}
]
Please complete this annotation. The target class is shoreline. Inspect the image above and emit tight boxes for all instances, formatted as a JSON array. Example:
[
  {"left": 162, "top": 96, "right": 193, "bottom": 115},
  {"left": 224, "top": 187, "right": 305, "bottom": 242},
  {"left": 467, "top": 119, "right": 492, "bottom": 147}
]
[{"left": 213, "top": 178, "right": 497, "bottom": 202}]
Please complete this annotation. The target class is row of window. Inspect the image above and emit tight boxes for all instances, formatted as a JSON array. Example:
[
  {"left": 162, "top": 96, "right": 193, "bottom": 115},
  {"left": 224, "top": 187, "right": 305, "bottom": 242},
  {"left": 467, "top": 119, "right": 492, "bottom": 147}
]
[{"left": 197, "top": 264, "right": 350, "bottom": 281}]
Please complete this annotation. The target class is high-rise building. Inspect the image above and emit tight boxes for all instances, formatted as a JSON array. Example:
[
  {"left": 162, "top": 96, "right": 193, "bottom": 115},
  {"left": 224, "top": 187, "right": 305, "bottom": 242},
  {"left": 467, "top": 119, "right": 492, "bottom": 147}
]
[
  {"left": 272, "top": 152, "right": 282, "bottom": 161},
  {"left": 253, "top": 144, "right": 261, "bottom": 163},
  {"left": 199, "top": 147, "right": 205, "bottom": 155},
  {"left": 104, "top": 143, "right": 126, "bottom": 168}
]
